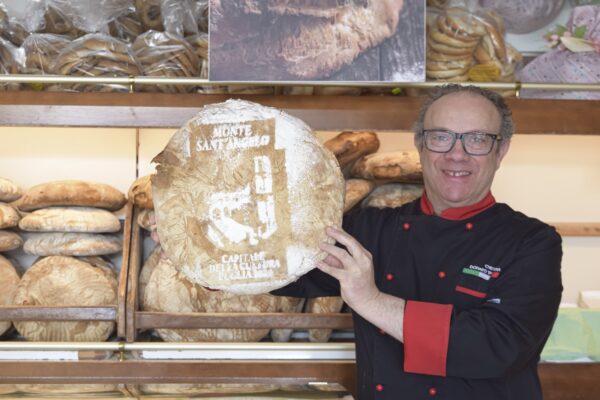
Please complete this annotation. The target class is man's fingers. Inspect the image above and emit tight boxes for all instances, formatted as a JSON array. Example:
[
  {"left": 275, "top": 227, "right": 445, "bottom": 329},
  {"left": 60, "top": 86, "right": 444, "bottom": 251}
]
[
  {"left": 319, "top": 241, "right": 352, "bottom": 265},
  {"left": 325, "top": 226, "right": 364, "bottom": 257},
  {"left": 322, "top": 253, "right": 344, "bottom": 269},
  {"left": 316, "top": 260, "right": 344, "bottom": 280}
]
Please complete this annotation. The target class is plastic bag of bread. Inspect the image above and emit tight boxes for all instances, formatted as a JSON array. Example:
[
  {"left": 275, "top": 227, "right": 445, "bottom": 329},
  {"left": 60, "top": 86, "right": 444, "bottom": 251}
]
[
  {"left": 135, "top": 0, "right": 164, "bottom": 32},
  {"left": 0, "top": 36, "right": 22, "bottom": 91},
  {"left": 64, "top": 0, "right": 134, "bottom": 36},
  {"left": 41, "top": 0, "right": 85, "bottom": 39},
  {"left": 133, "top": 30, "right": 200, "bottom": 93},
  {"left": 22, "top": 33, "right": 71, "bottom": 76},
  {"left": 0, "top": 0, "right": 46, "bottom": 46},
  {"left": 161, "top": 0, "right": 199, "bottom": 38},
  {"left": 426, "top": 1, "right": 521, "bottom": 86},
  {"left": 518, "top": 5, "right": 600, "bottom": 100},
  {"left": 53, "top": 33, "right": 141, "bottom": 92},
  {"left": 194, "top": 0, "right": 209, "bottom": 33},
  {"left": 109, "top": 5, "right": 144, "bottom": 43},
  {"left": 480, "top": 0, "right": 565, "bottom": 34}
]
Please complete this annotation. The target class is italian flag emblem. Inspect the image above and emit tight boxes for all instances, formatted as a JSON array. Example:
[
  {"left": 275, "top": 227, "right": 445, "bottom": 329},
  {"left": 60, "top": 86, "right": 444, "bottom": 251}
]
[{"left": 462, "top": 264, "right": 501, "bottom": 280}]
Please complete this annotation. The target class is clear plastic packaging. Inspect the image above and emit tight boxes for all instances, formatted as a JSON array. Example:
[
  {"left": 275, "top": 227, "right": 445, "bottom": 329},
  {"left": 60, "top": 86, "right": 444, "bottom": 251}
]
[
  {"left": 109, "top": 6, "right": 144, "bottom": 43},
  {"left": 53, "top": 33, "right": 141, "bottom": 92},
  {"left": 0, "top": 36, "right": 22, "bottom": 90},
  {"left": 132, "top": 30, "right": 200, "bottom": 93},
  {"left": 22, "top": 33, "right": 71, "bottom": 75},
  {"left": 66, "top": 0, "right": 134, "bottom": 35},
  {"left": 135, "top": 0, "right": 163, "bottom": 32},
  {"left": 161, "top": 0, "right": 198, "bottom": 37},
  {"left": 42, "top": 0, "right": 84, "bottom": 38},
  {"left": 480, "top": 0, "right": 565, "bottom": 34}
]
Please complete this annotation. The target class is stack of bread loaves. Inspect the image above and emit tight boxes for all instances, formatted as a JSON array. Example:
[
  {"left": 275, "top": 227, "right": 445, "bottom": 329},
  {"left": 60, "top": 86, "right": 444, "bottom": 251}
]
[
  {"left": 7, "top": 180, "right": 125, "bottom": 342},
  {"left": 0, "top": 177, "right": 23, "bottom": 254},
  {"left": 425, "top": 6, "right": 522, "bottom": 85}
]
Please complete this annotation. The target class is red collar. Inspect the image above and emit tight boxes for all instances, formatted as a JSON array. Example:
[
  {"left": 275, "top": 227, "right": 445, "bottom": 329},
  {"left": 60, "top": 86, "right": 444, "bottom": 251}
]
[{"left": 420, "top": 192, "right": 496, "bottom": 221}]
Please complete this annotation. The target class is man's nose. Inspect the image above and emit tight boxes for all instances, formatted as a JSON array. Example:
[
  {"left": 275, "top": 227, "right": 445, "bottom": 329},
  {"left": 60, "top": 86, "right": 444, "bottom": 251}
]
[{"left": 445, "top": 137, "right": 469, "bottom": 159}]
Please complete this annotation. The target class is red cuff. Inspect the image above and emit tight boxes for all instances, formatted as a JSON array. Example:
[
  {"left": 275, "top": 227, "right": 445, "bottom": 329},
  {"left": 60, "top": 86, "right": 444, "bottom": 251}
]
[{"left": 403, "top": 300, "right": 453, "bottom": 376}]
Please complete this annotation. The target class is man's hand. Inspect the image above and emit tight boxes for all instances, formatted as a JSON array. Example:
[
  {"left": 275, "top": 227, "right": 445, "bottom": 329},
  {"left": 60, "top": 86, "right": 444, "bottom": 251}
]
[{"left": 316, "top": 225, "right": 381, "bottom": 311}]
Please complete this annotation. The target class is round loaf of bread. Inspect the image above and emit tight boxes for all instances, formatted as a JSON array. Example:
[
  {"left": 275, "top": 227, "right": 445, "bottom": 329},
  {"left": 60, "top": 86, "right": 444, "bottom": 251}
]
[
  {"left": 13, "top": 256, "right": 117, "bottom": 342},
  {"left": 306, "top": 296, "right": 345, "bottom": 343},
  {"left": 0, "top": 177, "right": 22, "bottom": 202},
  {"left": 17, "top": 180, "right": 126, "bottom": 211},
  {"left": 0, "top": 384, "right": 16, "bottom": 394},
  {"left": 323, "top": 131, "right": 380, "bottom": 172},
  {"left": 0, "top": 230, "right": 23, "bottom": 251},
  {"left": 15, "top": 384, "right": 118, "bottom": 395},
  {"left": 143, "top": 257, "right": 280, "bottom": 342},
  {"left": 139, "top": 383, "right": 278, "bottom": 395},
  {"left": 23, "top": 232, "right": 122, "bottom": 256},
  {"left": 128, "top": 175, "right": 154, "bottom": 209},
  {"left": 351, "top": 150, "right": 422, "bottom": 182},
  {"left": 0, "top": 203, "right": 19, "bottom": 229},
  {"left": 362, "top": 183, "right": 423, "bottom": 209},
  {"left": 0, "top": 255, "right": 19, "bottom": 336},
  {"left": 152, "top": 99, "right": 344, "bottom": 294},
  {"left": 18, "top": 207, "right": 121, "bottom": 233}
]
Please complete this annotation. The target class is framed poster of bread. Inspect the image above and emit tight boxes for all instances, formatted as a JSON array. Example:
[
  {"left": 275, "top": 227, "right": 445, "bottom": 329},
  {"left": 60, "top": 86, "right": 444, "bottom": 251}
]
[
  {"left": 152, "top": 100, "right": 344, "bottom": 294},
  {"left": 209, "top": 0, "right": 425, "bottom": 82}
]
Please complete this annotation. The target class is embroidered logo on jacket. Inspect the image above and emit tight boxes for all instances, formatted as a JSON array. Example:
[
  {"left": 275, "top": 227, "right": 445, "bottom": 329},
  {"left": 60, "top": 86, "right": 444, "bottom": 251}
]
[{"left": 461, "top": 264, "right": 501, "bottom": 281}]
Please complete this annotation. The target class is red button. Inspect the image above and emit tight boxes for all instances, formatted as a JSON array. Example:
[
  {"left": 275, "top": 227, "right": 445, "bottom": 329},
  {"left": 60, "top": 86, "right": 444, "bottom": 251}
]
[
  {"left": 375, "top": 384, "right": 384, "bottom": 392},
  {"left": 429, "top": 387, "right": 437, "bottom": 396},
  {"left": 465, "top": 222, "right": 473, "bottom": 230},
  {"left": 438, "top": 271, "right": 446, "bottom": 279},
  {"left": 386, "top": 273, "right": 394, "bottom": 281},
  {"left": 403, "top": 222, "right": 411, "bottom": 231},
  {"left": 378, "top": 328, "right": 386, "bottom": 335}
]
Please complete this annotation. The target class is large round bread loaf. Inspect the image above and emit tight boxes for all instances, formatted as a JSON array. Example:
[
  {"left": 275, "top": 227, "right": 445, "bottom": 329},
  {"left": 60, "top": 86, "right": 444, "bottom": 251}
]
[
  {"left": 152, "top": 99, "right": 344, "bottom": 294},
  {"left": 13, "top": 256, "right": 117, "bottom": 342},
  {"left": 0, "top": 202, "right": 19, "bottom": 229},
  {"left": 18, "top": 207, "right": 121, "bottom": 233},
  {"left": 0, "top": 255, "right": 19, "bottom": 336},
  {"left": 16, "top": 180, "right": 127, "bottom": 211},
  {"left": 143, "top": 257, "right": 280, "bottom": 342},
  {"left": 0, "top": 230, "right": 23, "bottom": 252},
  {"left": 0, "top": 177, "right": 22, "bottom": 202},
  {"left": 23, "top": 232, "right": 122, "bottom": 256}
]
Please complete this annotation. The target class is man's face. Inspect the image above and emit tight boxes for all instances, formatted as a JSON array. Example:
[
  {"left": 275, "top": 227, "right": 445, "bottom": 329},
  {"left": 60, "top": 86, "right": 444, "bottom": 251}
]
[{"left": 416, "top": 92, "right": 510, "bottom": 214}]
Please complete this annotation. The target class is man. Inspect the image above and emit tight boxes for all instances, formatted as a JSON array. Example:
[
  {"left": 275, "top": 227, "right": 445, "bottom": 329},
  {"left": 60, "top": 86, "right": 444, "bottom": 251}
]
[{"left": 274, "top": 84, "right": 563, "bottom": 399}]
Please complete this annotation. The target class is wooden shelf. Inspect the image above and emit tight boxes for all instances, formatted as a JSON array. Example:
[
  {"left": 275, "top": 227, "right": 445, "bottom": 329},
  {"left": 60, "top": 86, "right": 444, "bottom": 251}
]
[{"left": 0, "top": 91, "right": 598, "bottom": 134}]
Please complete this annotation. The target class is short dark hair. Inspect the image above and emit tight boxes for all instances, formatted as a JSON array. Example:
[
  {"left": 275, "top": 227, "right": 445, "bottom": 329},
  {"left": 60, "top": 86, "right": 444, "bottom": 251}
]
[{"left": 413, "top": 84, "right": 514, "bottom": 146}]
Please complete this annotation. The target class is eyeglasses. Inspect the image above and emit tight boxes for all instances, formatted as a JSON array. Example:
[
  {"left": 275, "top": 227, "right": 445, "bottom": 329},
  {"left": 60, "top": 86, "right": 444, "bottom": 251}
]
[{"left": 421, "top": 128, "right": 502, "bottom": 156}]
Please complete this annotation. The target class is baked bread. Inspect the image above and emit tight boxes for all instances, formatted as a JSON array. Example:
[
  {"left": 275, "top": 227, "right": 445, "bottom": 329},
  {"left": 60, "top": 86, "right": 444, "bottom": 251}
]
[
  {"left": 138, "top": 245, "right": 162, "bottom": 309},
  {"left": 15, "top": 384, "right": 118, "bottom": 395},
  {"left": 0, "top": 255, "right": 19, "bottom": 336},
  {"left": 0, "top": 230, "right": 23, "bottom": 252},
  {"left": 0, "top": 177, "right": 22, "bottom": 202},
  {"left": 139, "top": 383, "right": 278, "bottom": 395},
  {"left": 13, "top": 256, "right": 117, "bottom": 342},
  {"left": 351, "top": 150, "right": 422, "bottom": 182},
  {"left": 344, "top": 179, "right": 375, "bottom": 213},
  {"left": 135, "top": 0, "right": 164, "bottom": 31},
  {"left": 324, "top": 131, "right": 380, "bottom": 173},
  {"left": 23, "top": 232, "right": 122, "bottom": 256},
  {"left": 128, "top": 175, "right": 154, "bottom": 209},
  {"left": 22, "top": 33, "right": 71, "bottom": 75},
  {"left": 0, "top": 202, "right": 19, "bottom": 229},
  {"left": 270, "top": 296, "right": 305, "bottom": 342},
  {"left": 210, "top": 0, "right": 405, "bottom": 80},
  {"left": 362, "top": 183, "right": 423, "bottom": 209},
  {"left": 137, "top": 208, "right": 155, "bottom": 231},
  {"left": 18, "top": 207, "right": 121, "bottom": 233},
  {"left": 306, "top": 296, "right": 345, "bottom": 342},
  {"left": 152, "top": 99, "right": 344, "bottom": 294},
  {"left": 17, "top": 180, "right": 127, "bottom": 212},
  {"left": 143, "top": 257, "right": 280, "bottom": 342}
]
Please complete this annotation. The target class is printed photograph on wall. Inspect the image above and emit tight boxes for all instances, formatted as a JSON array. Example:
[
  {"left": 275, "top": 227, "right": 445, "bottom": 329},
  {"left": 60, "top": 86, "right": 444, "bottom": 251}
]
[{"left": 208, "top": 0, "right": 425, "bottom": 82}]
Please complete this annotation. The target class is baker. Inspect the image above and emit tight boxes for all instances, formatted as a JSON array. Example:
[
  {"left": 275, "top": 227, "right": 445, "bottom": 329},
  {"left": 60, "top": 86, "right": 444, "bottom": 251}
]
[{"left": 273, "top": 84, "right": 563, "bottom": 399}]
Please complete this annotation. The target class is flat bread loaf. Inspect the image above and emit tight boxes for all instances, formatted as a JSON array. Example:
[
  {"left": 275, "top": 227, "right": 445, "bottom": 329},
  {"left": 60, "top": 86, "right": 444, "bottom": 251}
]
[
  {"left": 128, "top": 175, "right": 154, "bottom": 209},
  {"left": 344, "top": 179, "right": 375, "bottom": 213},
  {"left": 324, "top": 131, "right": 380, "bottom": 173},
  {"left": 13, "top": 256, "right": 117, "bottom": 342},
  {"left": 0, "top": 230, "right": 23, "bottom": 251},
  {"left": 362, "top": 183, "right": 423, "bottom": 209},
  {"left": 23, "top": 232, "right": 122, "bottom": 256},
  {"left": 16, "top": 180, "right": 127, "bottom": 211},
  {"left": 15, "top": 384, "right": 118, "bottom": 395},
  {"left": 351, "top": 150, "right": 422, "bottom": 182},
  {"left": 18, "top": 207, "right": 121, "bottom": 233},
  {"left": 143, "top": 257, "right": 280, "bottom": 342},
  {"left": 0, "top": 202, "right": 19, "bottom": 229},
  {"left": 0, "top": 255, "right": 20, "bottom": 336},
  {"left": 152, "top": 99, "right": 344, "bottom": 294},
  {"left": 0, "top": 177, "right": 22, "bottom": 202}
]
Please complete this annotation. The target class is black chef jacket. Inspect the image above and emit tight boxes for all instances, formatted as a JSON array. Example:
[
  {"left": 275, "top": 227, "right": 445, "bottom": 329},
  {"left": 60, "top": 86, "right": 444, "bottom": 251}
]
[{"left": 273, "top": 196, "right": 562, "bottom": 400}]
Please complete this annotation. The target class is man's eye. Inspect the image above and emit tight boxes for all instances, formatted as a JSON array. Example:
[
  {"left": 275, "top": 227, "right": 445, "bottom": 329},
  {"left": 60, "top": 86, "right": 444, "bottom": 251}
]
[
  {"left": 432, "top": 134, "right": 450, "bottom": 142},
  {"left": 470, "top": 134, "right": 488, "bottom": 144}
]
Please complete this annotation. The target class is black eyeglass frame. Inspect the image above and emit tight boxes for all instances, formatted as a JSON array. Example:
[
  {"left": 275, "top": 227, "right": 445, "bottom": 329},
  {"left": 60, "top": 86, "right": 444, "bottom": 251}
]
[{"left": 420, "top": 128, "right": 503, "bottom": 156}]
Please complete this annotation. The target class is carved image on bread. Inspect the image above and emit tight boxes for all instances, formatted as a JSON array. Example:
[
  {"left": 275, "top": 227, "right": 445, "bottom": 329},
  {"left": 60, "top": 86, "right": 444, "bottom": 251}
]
[{"left": 209, "top": 0, "right": 424, "bottom": 82}]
